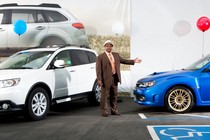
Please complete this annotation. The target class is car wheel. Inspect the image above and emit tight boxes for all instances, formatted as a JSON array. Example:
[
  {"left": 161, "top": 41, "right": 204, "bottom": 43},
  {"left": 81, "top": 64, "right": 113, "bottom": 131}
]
[
  {"left": 165, "top": 86, "right": 194, "bottom": 113},
  {"left": 25, "top": 87, "right": 49, "bottom": 121},
  {"left": 40, "top": 37, "right": 66, "bottom": 47},
  {"left": 88, "top": 82, "right": 101, "bottom": 105}
]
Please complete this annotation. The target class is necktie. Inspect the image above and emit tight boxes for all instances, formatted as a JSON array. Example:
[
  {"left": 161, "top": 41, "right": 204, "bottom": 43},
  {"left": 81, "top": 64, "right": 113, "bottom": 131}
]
[{"left": 108, "top": 53, "right": 116, "bottom": 74}]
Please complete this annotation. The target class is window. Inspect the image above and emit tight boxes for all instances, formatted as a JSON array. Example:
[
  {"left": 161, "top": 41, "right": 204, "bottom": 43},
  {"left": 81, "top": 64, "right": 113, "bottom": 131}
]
[
  {"left": 70, "top": 50, "right": 89, "bottom": 66},
  {"left": 54, "top": 51, "right": 72, "bottom": 67},
  {"left": 0, "top": 51, "right": 52, "bottom": 69},
  {"left": 11, "top": 9, "right": 37, "bottom": 23},
  {"left": 0, "top": 10, "right": 7, "bottom": 24},
  {"left": 37, "top": 11, "right": 45, "bottom": 23},
  {"left": 86, "top": 51, "right": 96, "bottom": 63},
  {"left": 44, "top": 10, "right": 67, "bottom": 22}
]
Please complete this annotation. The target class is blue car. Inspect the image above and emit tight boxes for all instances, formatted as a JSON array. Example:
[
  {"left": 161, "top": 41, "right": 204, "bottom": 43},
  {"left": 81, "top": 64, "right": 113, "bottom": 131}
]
[{"left": 134, "top": 54, "right": 210, "bottom": 113}]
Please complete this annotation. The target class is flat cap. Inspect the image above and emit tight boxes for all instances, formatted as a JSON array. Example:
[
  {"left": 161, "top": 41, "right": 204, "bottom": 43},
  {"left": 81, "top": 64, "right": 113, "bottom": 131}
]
[{"left": 103, "top": 40, "right": 113, "bottom": 46}]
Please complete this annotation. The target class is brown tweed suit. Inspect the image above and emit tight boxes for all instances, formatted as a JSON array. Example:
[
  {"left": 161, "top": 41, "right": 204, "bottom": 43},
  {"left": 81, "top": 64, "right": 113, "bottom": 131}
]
[{"left": 96, "top": 52, "right": 134, "bottom": 115}]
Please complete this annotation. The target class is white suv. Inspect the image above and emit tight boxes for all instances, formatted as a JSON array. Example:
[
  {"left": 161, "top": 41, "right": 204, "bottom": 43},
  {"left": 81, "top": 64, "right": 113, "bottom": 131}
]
[
  {"left": 0, "top": 3, "right": 88, "bottom": 56},
  {"left": 0, "top": 45, "right": 100, "bottom": 120}
]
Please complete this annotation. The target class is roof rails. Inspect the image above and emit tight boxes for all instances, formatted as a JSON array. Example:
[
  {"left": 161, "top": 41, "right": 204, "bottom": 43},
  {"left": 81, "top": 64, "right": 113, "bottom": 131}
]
[
  {"left": 53, "top": 44, "right": 71, "bottom": 48},
  {"left": 24, "top": 44, "right": 91, "bottom": 50},
  {"left": 33, "top": 44, "right": 70, "bottom": 49},
  {"left": 45, "top": 44, "right": 91, "bottom": 49},
  {"left": 0, "top": 3, "right": 18, "bottom": 7},
  {"left": 80, "top": 45, "right": 91, "bottom": 49},
  {"left": 0, "top": 3, "right": 61, "bottom": 8},
  {"left": 39, "top": 3, "right": 61, "bottom": 8}
]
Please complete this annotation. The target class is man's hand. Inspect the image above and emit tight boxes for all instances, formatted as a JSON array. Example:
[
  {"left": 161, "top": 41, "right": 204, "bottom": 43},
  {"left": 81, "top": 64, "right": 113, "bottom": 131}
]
[
  {"left": 98, "top": 80, "right": 103, "bottom": 87},
  {"left": 134, "top": 57, "right": 142, "bottom": 63}
]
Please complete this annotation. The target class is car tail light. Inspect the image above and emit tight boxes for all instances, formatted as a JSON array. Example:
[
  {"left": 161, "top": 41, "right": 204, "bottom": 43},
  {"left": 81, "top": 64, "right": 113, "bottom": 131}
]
[{"left": 72, "top": 22, "right": 84, "bottom": 29}]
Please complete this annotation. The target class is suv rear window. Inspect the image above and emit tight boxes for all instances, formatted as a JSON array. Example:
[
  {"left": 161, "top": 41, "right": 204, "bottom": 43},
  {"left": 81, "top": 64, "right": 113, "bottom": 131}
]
[
  {"left": 44, "top": 10, "right": 68, "bottom": 22},
  {"left": 70, "top": 50, "right": 89, "bottom": 66},
  {"left": 86, "top": 51, "right": 96, "bottom": 63}
]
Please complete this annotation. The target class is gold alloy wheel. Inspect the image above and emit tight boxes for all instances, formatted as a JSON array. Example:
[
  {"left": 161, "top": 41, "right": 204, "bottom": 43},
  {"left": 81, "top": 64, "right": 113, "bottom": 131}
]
[{"left": 168, "top": 88, "right": 192, "bottom": 112}]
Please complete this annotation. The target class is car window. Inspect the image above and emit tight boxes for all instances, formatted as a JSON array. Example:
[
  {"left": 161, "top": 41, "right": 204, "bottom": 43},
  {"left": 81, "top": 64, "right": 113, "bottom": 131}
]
[
  {"left": 44, "top": 10, "right": 68, "bottom": 22},
  {"left": 54, "top": 51, "right": 72, "bottom": 67},
  {"left": 11, "top": 9, "right": 37, "bottom": 23},
  {"left": 86, "top": 51, "right": 96, "bottom": 63},
  {"left": 0, "top": 10, "right": 7, "bottom": 24},
  {"left": 186, "top": 55, "right": 210, "bottom": 70},
  {"left": 0, "top": 11, "right": 4, "bottom": 24},
  {"left": 0, "top": 51, "right": 53, "bottom": 69},
  {"left": 70, "top": 50, "right": 89, "bottom": 66},
  {"left": 37, "top": 10, "right": 45, "bottom": 23}
]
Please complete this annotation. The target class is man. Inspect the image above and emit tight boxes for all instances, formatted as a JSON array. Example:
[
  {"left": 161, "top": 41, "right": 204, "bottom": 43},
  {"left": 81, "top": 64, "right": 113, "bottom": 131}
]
[{"left": 96, "top": 40, "right": 141, "bottom": 117}]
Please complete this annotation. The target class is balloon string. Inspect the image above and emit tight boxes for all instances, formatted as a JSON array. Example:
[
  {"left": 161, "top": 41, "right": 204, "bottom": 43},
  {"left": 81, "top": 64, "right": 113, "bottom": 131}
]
[
  {"left": 18, "top": 36, "right": 20, "bottom": 51},
  {"left": 202, "top": 32, "right": 205, "bottom": 58}
]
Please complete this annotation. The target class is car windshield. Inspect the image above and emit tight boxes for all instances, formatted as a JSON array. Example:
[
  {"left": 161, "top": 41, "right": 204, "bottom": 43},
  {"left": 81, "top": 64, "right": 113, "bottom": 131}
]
[
  {"left": 0, "top": 51, "right": 53, "bottom": 69},
  {"left": 186, "top": 55, "right": 210, "bottom": 70}
]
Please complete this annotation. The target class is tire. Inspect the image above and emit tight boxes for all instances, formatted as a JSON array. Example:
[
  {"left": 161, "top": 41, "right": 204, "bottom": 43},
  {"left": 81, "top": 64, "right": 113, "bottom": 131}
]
[
  {"left": 88, "top": 82, "right": 101, "bottom": 105},
  {"left": 40, "top": 37, "right": 66, "bottom": 47},
  {"left": 25, "top": 87, "right": 50, "bottom": 121},
  {"left": 165, "top": 86, "right": 194, "bottom": 113}
]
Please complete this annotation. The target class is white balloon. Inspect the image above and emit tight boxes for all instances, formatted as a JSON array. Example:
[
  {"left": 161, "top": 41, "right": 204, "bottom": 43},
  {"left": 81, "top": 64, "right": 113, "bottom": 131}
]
[
  {"left": 112, "top": 22, "right": 125, "bottom": 35},
  {"left": 173, "top": 20, "right": 191, "bottom": 37}
]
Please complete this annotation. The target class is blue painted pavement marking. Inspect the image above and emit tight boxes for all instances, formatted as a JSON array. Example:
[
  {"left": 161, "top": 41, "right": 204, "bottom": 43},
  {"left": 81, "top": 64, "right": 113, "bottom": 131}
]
[
  {"left": 147, "top": 125, "right": 210, "bottom": 140},
  {"left": 138, "top": 113, "right": 210, "bottom": 121}
]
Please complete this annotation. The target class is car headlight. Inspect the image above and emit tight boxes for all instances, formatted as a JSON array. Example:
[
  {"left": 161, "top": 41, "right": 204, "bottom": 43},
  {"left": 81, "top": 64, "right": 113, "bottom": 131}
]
[
  {"left": 0, "top": 78, "right": 20, "bottom": 88},
  {"left": 136, "top": 81, "right": 155, "bottom": 88}
]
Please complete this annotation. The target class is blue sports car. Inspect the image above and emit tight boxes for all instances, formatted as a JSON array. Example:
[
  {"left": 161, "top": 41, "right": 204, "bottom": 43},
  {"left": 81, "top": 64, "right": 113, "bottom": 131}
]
[{"left": 133, "top": 54, "right": 210, "bottom": 113}]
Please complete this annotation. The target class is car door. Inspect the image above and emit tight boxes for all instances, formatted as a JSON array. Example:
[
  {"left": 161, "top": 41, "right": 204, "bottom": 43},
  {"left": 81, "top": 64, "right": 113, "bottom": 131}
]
[
  {"left": 70, "top": 50, "right": 96, "bottom": 94},
  {"left": 7, "top": 9, "right": 49, "bottom": 48},
  {"left": 52, "top": 50, "right": 77, "bottom": 98},
  {"left": 199, "top": 68, "right": 210, "bottom": 101},
  {"left": 0, "top": 10, "right": 8, "bottom": 47}
]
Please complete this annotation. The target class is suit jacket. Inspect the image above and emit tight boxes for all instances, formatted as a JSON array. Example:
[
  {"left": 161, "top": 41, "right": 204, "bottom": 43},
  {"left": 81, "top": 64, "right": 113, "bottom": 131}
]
[{"left": 96, "top": 52, "right": 134, "bottom": 87}]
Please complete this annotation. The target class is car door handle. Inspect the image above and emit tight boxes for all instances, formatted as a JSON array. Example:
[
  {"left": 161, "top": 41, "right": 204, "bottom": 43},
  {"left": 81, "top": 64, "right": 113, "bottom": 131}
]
[
  {"left": 70, "top": 70, "right": 75, "bottom": 72},
  {"left": 0, "top": 28, "right": 5, "bottom": 31},
  {"left": 90, "top": 67, "right": 95, "bottom": 69},
  {"left": 35, "top": 26, "right": 45, "bottom": 30}
]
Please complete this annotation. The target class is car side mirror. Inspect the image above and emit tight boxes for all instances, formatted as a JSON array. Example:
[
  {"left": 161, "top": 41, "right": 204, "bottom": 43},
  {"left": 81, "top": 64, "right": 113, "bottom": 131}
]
[
  {"left": 54, "top": 60, "right": 65, "bottom": 68},
  {"left": 203, "top": 68, "right": 210, "bottom": 72}
]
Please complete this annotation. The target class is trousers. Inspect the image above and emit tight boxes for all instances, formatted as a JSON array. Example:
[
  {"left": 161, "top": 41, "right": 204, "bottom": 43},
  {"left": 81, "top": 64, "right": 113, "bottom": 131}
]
[{"left": 100, "top": 73, "right": 119, "bottom": 114}]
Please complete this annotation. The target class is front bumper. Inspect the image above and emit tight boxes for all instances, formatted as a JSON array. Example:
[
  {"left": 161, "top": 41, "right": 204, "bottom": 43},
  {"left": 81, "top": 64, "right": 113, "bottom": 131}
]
[
  {"left": 133, "top": 87, "right": 164, "bottom": 106},
  {"left": 0, "top": 100, "right": 24, "bottom": 112}
]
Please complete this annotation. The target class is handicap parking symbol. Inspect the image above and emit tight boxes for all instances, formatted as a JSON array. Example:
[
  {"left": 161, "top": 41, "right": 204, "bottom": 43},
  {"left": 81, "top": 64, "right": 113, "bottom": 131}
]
[{"left": 147, "top": 125, "right": 210, "bottom": 140}]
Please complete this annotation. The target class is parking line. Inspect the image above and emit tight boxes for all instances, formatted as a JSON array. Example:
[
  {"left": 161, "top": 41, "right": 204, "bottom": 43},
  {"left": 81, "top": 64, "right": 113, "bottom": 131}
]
[
  {"left": 138, "top": 113, "right": 147, "bottom": 119},
  {"left": 138, "top": 113, "right": 210, "bottom": 121},
  {"left": 178, "top": 114, "right": 210, "bottom": 119}
]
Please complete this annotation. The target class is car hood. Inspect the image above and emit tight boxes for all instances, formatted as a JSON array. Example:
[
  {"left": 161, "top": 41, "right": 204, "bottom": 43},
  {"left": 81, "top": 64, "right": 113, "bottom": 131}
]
[
  {"left": 0, "top": 70, "right": 33, "bottom": 80},
  {"left": 139, "top": 70, "right": 197, "bottom": 82}
]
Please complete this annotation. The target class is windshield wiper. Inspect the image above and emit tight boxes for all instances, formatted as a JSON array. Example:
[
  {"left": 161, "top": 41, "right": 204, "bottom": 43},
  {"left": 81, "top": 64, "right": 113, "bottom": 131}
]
[
  {"left": 18, "top": 67, "right": 34, "bottom": 69},
  {"left": 0, "top": 66, "right": 35, "bottom": 69},
  {"left": 6, "top": 67, "right": 34, "bottom": 69}
]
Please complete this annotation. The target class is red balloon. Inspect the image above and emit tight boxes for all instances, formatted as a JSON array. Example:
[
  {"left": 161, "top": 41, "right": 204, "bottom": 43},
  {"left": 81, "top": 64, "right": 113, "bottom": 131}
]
[{"left": 197, "top": 16, "right": 210, "bottom": 32}]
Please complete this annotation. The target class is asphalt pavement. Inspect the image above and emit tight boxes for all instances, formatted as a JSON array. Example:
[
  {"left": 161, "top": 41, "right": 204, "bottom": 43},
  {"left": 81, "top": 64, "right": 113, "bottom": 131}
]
[{"left": 0, "top": 97, "right": 210, "bottom": 140}]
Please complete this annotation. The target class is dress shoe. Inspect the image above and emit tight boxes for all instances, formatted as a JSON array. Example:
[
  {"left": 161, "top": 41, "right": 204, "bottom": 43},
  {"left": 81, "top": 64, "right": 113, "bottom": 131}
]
[
  {"left": 102, "top": 113, "right": 109, "bottom": 117},
  {"left": 111, "top": 112, "right": 121, "bottom": 115}
]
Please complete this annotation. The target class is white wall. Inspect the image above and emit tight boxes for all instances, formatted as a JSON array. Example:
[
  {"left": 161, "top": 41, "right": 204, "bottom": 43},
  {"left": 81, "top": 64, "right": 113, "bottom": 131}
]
[{"left": 130, "top": 0, "right": 210, "bottom": 91}]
